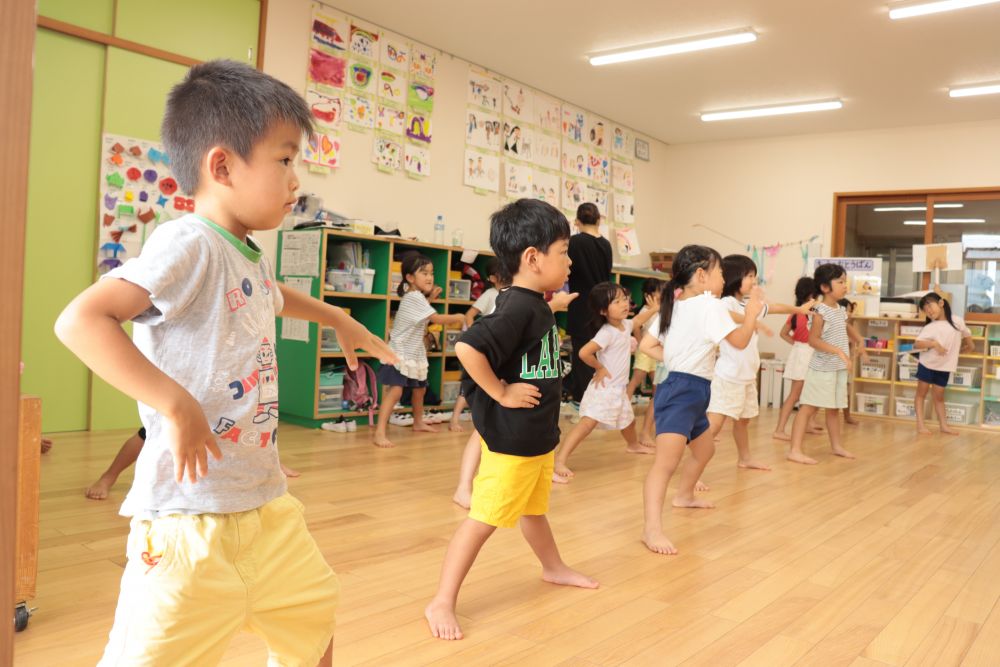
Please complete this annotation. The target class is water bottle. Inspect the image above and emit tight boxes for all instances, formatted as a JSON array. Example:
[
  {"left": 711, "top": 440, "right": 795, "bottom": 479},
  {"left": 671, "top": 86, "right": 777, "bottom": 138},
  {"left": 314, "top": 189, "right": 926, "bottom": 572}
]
[
  {"left": 451, "top": 228, "right": 463, "bottom": 247},
  {"left": 433, "top": 214, "right": 445, "bottom": 245}
]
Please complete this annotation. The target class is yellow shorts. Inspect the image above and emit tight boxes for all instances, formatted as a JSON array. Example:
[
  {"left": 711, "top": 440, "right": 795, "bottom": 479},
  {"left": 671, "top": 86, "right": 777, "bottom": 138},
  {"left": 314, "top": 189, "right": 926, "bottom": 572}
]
[
  {"left": 633, "top": 351, "right": 657, "bottom": 374},
  {"left": 99, "top": 493, "right": 339, "bottom": 667},
  {"left": 468, "top": 441, "right": 554, "bottom": 528}
]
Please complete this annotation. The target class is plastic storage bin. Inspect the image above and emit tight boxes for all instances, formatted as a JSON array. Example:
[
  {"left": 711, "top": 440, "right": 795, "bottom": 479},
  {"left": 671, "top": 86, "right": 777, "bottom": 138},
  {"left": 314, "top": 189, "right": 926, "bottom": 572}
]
[
  {"left": 898, "top": 361, "right": 918, "bottom": 382},
  {"left": 441, "top": 381, "right": 462, "bottom": 403},
  {"left": 895, "top": 396, "right": 916, "bottom": 417},
  {"left": 318, "top": 386, "right": 344, "bottom": 412},
  {"left": 444, "top": 330, "right": 462, "bottom": 352},
  {"left": 900, "top": 324, "right": 923, "bottom": 336},
  {"left": 327, "top": 268, "right": 375, "bottom": 293},
  {"left": 856, "top": 392, "right": 887, "bottom": 415},
  {"left": 448, "top": 279, "right": 471, "bottom": 301},
  {"left": 944, "top": 402, "right": 975, "bottom": 425},
  {"left": 950, "top": 366, "right": 980, "bottom": 388},
  {"left": 859, "top": 357, "right": 889, "bottom": 380},
  {"left": 321, "top": 327, "right": 341, "bottom": 352}
]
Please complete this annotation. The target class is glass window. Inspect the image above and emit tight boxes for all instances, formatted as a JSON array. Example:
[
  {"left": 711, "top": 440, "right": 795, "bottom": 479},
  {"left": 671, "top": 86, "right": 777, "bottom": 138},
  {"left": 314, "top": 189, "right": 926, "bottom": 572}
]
[
  {"left": 844, "top": 202, "right": 926, "bottom": 298},
  {"left": 931, "top": 198, "right": 1000, "bottom": 315}
]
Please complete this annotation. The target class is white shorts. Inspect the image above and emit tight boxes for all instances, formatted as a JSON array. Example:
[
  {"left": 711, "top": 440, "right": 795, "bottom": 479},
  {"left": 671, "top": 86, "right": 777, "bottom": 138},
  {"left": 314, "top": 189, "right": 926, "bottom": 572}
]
[
  {"left": 801, "top": 368, "right": 848, "bottom": 409},
  {"left": 707, "top": 376, "right": 759, "bottom": 420},
  {"left": 784, "top": 342, "right": 814, "bottom": 381},
  {"left": 579, "top": 381, "right": 635, "bottom": 430}
]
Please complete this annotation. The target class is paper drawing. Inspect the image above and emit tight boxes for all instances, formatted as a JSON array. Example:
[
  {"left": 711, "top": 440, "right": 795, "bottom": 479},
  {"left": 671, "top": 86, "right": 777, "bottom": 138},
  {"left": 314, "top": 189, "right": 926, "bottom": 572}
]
[
  {"left": 504, "top": 162, "right": 532, "bottom": 198},
  {"left": 348, "top": 60, "right": 374, "bottom": 92},
  {"left": 410, "top": 44, "right": 436, "bottom": 79},
  {"left": 613, "top": 193, "right": 635, "bottom": 223},
  {"left": 350, "top": 22, "right": 379, "bottom": 59},
  {"left": 377, "top": 69, "right": 405, "bottom": 104},
  {"left": 562, "top": 176, "right": 584, "bottom": 209},
  {"left": 532, "top": 133, "right": 560, "bottom": 170},
  {"left": 562, "top": 105, "right": 586, "bottom": 143},
  {"left": 466, "top": 108, "right": 502, "bottom": 151},
  {"left": 611, "top": 124, "right": 630, "bottom": 157},
  {"left": 468, "top": 68, "right": 500, "bottom": 111},
  {"left": 306, "top": 87, "right": 344, "bottom": 131},
  {"left": 372, "top": 135, "right": 402, "bottom": 170},
  {"left": 502, "top": 81, "right": 533, "bottom": 122},
  {"left": 464, "top": 149, "right": 499, "bottom": 192},
  {"left": 584, "top": 184, "right": 608, "bottom": 216},
  {"left": 407, "top": 82, "right": 434, "bottom": 113},
  {"left": 303, "top": 131, "right": 341, "bottom": 169},
  {"left": 535, "top": 94, "right": 561, "bottom": 134},
  {"left": 404, "top": 144, "right": 430, "bottom": 177},
  {"left": 309, "top": 49, "right": 347, "bottom": 90},
  {"left": 562, "top": 143, "right": 588, "bottom": 176},
  {"left": 406, "top": 111, "right": 432, "bottom": 143},
  {"left": 611, "top": 159, "right": 634, "bottom": 192},
  {"left": 588, "top": 152, "right": 610, "bottom": 186},
  {"left": 531, "top": 169, "right": 560, "bottom": 207},
  {"left": 311, "top": 8, "right": 348, "bottom": 53},
  {"left": 380, "top": 32, "right": 409, "bottom": 70},
  {"left": 346, "top": 93, "right": 375, "bottom": 128},
  {"left": 375, "top": 104, "right": 406, "bottom": 135}
]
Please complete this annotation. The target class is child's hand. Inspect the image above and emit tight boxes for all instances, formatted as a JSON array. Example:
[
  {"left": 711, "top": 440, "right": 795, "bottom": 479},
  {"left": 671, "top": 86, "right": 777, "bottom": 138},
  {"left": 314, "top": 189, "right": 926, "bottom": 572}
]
[
  {"left": 933, "top": 341, "right": 947, "bottom": 354},
  {"left": 430, "top": 285, "right": 443, "bottom": 301},
  {"left": 548, "top": 291, "right": 579, "bottom": 313},
  {"left": 591, "top": 367, "right": 610, "bottom": 389},
  {"left": 629, "top": 336, "right": 639, "bottom": 354},
  {"left": 837, "top": 349, "right": 851, "bottom": 366},
  {"left": 757, "top": 322, "right": 775, "bottom": 337},
  {"left": 858, "top": 348, "right": 870, "bottom": 362},
  {"left": 334, "top": 317, "right": 399, "bottom": 370},
  {"left": 797, "top": 298, "right": 819, "bottom": 314},
  {"left": 745, "top": 286, "right": 765, "bottom": 320},
  {"left": 163, "top": 398, "right": 222, "bottom": 483},
  {"left": 499, "top": 382, "right": 542, "bottom": 409}
]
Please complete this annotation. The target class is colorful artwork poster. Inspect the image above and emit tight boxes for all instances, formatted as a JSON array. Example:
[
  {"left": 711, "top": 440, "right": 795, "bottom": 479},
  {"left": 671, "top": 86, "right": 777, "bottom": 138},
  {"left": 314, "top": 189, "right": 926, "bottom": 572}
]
[
  {"left": 561, "top": 143, "right": 588, "bottom": 177},
  {"left": 468, "top": 67, "right": 500, "bottom": 111},
  {"left": 531, "top": 169, "right": 560, "bottom": 207},
  {"left": 562, "top": 104, "right": 586, "bottom": 143},
  {"left": 349, "top": 22, "right": 379, "bottom": 60},
  {"left": 503, "top": 122, "right": 532, "bottom": 162},
  {"left": 502, "top": 81, "right": 533, "bottom": 123},
  {"left": 611, "top": 124, "right": 630, "bottom": 157},
  {"left": 375, "top": 104, "right": 405, "bottom": 135},
  {"left": 348, "top": 60, "right": 375, "bottom": 92},
  {"left": 410, "top": 43, "right": 436, "bottom": 80},
  {"left": 308, "top": 48, "right": 347, "bottom": 90},
  {"left": 407, "top": 82, "right": 434, "bottom": 114},
  {"left": 504, "top": 161, "right": 532, "bottom": 198},
  {"left": 404, "top": 144, "right": 430, "bottom": 177},
  {"left": 613, "top": 193, "right": 635, "bottom": 223},
  {"left": 588, "top": 152, "right": 610, "bottom": 186},
  {"left": 584, "top": 184, "right": 608, "bottom": 216},
  {"left": 372, "top": 135, "right": 402, "bottom": 171},
  {"left": 406, "top": 111, "right": 432, "bottom": 143},
  {"left": 346, "top": 93, "right": 375, "bottom": 129},
  {"left": 97, "top": 133, "right": 188, "bottom": 273},
  {"left": 588, "top": 115, "right": 607, "bottom": 149},
  {"left": 306, "top": 87, "right": 344, "bottom": 131},
  {"left": 562, "top": 176, "right": 585, "bottom": 210},
  {"left": 463, "top": 149, "right": 499, "bottom": 192},
  {"left": 303, "top": 130, "right": 341, "bottom": 169},
  {"left": 377, "top": 68, "right": 405, "bottom": 104},
  {"left": 311, "top": 7, "right": 348, "bottom": 53},
  {"left": 615, "top": 224, "right": 641, "bottom": 256},
  {"left": 380, "top": 31, "right": 409, "bottom": 70},
  {"left": 533, "top": 133, "right": 560, "bottom": 170},
  {"left": 612, "top": 159, "right": 634, "bottom": 192},
  {"left": 466, "top": 108, "right": 501, "bottom": 152},
  {"left": 536, "top": 93, "right": 561, "bottom": 134}
]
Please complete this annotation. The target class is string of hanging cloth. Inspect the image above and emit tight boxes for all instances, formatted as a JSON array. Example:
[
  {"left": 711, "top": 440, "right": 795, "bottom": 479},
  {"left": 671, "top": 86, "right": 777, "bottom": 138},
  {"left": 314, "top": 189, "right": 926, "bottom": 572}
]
[{"left": 691, "top": 223, "right": 821, "bottom": 285}]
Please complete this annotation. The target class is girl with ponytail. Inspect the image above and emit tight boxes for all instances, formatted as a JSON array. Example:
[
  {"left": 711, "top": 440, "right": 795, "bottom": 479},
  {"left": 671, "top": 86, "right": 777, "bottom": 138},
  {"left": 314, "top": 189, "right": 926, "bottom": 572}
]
[{"left": 913, "top": 293, "right": 974, "bottom": 435}]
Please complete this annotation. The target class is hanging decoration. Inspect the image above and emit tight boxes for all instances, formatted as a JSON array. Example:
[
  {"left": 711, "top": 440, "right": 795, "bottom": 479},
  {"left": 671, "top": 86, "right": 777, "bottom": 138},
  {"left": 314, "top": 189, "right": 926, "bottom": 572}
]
[{"left": 691, "top": 223, "right": 821, "bottom": 286}]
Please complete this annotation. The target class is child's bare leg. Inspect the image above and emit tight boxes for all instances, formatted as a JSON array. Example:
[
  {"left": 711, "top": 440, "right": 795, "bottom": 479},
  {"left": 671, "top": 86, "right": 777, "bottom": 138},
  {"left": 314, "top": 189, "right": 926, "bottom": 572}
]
[
  {"left": 773, "top": 380, "right": 802, "bottom": 440},
  {"left": 626, "top": 369, "right": 647, "bottom": 402},
  {"left": 553, "top": 417, "right": 598, "bottom": 481},
  {"left": 317, "top": 641, "right": 332, "bottom": 667},
  {"left": 449, "top": 396, "right": 468, "bottom": 432},
  {"left": 673, "top": 431, "right": 716, "bottom": 508},
  {"left": 827, "top": 408, "right": 854, "bottom": 458},
  {"left": 374, "top": 385, "right": 403, "bottom": 448},
  {"left": 520, "top": 514, "right": 599, "bottom": 588},
  {"left": 843, "top": 403, "right": 859, "bottom": 425},
  {"left": 452, "top": 431, "right": 482, "bottom": 509},
  {"left": 915, "top": 381, "right": 932, "bottom": 434},
  {"left": 412, "top": 387, "right": 439, "bottom": 432},
  {"left": 809, "top": 412, "right": 825, "bottom": 433},
  {"left": 788, "top": 404, "right": 819, "bottom": 464},
  {"left": 622, "top": 420, "right": 652, "bottom": 454},
  {"left": 85, "top": 432, "right": 143, "bottom": 500},
  {"left": 280, "top": 462, "right": 300, "bottom": 478},
  {"left": 734, "top": 418, "right": 770, "bottom": 470},
  {"left": 643, "top": 434, "right": 686, "bottom": 554},
  {"left": 426, "top": 518, "right": 496, "bottom": 640},
  {"left": 639, "top": 385, "right": 657, "bottom": 447},
  {"left": 933, "top": 386, "right": 958, "bottom": 434}
]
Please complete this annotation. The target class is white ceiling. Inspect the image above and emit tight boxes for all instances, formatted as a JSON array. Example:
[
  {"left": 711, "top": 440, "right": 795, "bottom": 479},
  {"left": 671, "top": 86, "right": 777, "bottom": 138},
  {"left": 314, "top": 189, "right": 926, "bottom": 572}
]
[{"left": 325, "top": 0, "right": 1000, "bottom": 144}]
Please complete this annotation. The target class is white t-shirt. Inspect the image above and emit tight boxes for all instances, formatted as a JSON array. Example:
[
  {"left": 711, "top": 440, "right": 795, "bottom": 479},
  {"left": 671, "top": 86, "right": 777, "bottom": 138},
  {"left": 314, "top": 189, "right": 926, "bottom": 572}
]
[
  {"left": 647, "top": 293, "right": 738, "bottom": 381},
  {"left": 104, "top": 215, "right": 286, "bottom": 518},
  {"left": 472, "top": 287, "right": 499, "bottom": 316},
  {"left": 390, "top": 289, "right": 436, "bottom": 379},
  {"left": 917, "top": 316, "right": 972, "bottom": 372},
  {"left": 590, "top": 319, "right": 634, "bottom": 386},
  {"left": 715, "top": 296, "right": 769, "bottom": 383}
]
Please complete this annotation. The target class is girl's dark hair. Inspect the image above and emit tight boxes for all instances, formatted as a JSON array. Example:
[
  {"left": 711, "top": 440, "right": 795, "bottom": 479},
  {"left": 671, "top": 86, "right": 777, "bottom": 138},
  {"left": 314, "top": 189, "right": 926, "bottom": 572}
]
[
  {"left": 398, "top": 252, "right": 433, "bottom": 296},
  {"left": 838, "top": 298, "right": 855, "bottom": 312},
  {"left": 576, "top": 202, "right": 600, "bottom": 226},
  {"left": 790, "top": 277, "right": 816, "bottom": 332},
  {"left": 642, "top": 277, "right": 664, "bottom": 298},
  {"left": 485, "top": 257, "right": 500, "bottom": 278},
  {"left": 586, "top": 282, "right": 628, "bottom": 337},
  {"left": 658, "top": 244, "right": 723, "bottom": 335},
  {"left": 813, "top": 263, "right": 846, "bottom": 296},
  {"left": 918, "top": 292, "right": 958, "bottom": 330},
  {"left": 721, "top": 254, "right": 757, "bottom": 298}
]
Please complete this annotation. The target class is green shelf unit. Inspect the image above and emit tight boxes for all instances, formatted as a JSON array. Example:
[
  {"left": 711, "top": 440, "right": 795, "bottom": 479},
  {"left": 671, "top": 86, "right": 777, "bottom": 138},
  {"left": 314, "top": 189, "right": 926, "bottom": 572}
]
[{"left": 614, "top": 267, "right": 664, "bottom": 308}]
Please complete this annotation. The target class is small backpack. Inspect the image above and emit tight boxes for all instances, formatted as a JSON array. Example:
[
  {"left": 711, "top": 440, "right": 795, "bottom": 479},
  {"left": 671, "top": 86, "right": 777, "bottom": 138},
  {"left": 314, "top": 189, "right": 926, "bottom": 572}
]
[{"left": 343, "top": 361, "right": 379, "bottom": 425}]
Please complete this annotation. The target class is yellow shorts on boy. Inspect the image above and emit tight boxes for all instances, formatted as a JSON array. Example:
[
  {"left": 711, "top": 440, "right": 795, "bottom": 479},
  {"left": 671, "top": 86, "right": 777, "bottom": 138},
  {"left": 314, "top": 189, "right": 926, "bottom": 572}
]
[
  {"left": 469, "top": 441, "right": 554, "bottom": 528},
  {"left": 99, "top": 493, "right": 339, "bottom": 667}
]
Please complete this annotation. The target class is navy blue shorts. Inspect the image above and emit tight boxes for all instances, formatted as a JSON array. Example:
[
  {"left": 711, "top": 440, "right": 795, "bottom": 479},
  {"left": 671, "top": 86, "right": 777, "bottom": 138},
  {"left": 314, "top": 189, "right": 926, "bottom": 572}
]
[
  {"left": 376, "top": 363, "right": 428, "bottom": 388},
  {"left": 654, "top": 372, "right": 711, "bottom": 443},
  {"left": 916, "top": 363, "right": 949, "bottom": 388}
]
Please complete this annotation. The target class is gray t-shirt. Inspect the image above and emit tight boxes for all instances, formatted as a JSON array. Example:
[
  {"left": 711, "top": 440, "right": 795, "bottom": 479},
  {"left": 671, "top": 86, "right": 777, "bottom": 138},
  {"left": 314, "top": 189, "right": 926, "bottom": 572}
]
[{"left": 104, "top": 214, "right": 286, "bottom": 518}]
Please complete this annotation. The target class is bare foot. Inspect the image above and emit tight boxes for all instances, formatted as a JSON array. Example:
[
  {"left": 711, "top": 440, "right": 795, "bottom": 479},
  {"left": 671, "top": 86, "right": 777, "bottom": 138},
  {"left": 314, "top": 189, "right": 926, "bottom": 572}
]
[
  {"left": 695, "top": 480, "right": 710, "bottom": 492},
  {"left": 373, "top": 434, "right": 396, "bottom": 448},
  {"left": 84, "top": 474, "right": 115, "bottom": 500},
  {"left": 844, "top": 417, "right": 860, "bottom": 425},
  {"left": 448, "top": 421, "right": 464, "bottom": 433},
  {"left": 425, "top": 600, "right": 464, "bottom": 640},
  {"left": 638, "top": 437, "right": 656, "bottom": 448},
  {"left": 831, "top": 447, "right": 856, "bottom": 459},
  {"left": 786, "top": 451, "right": 818, "bottom": 465},
  {"left": 917, "top": 426, "right": 933, "bottom": 435},
  {"left": 672, "top": 496, "right": 715, "bottom": 509},
  {"left": 941, "top": 427, "right": 960, "bottom": 435},
  {"left": 452, "top": 488, "right": 471, "bottom": 509},
  {"left": 772, "top": 431, "right": 791, "bottom": 442},
  {"left": 738, "top": 459, "right": 772, "bottom": 471},
  {"left": 542, "top": 565, "right": 600, "bottom": 589},
  {"left": 40, "top": 438, "right": 53, "bottom": 454},
  {"left": 625, "top": 443, "right": 655, "bottom": 455},
  {"left": 280, "top": 463, "right": 300, "bottom": 478},
  {"left": 807, "top": 426, "right": 825, "bottom": 434},
  {"left": 552, "top": 472, "right": 572, "bottom": 484},
  {"left": 413, "top": 423, "right": 440, "bottom": 433},
  {"left": 554, "top": 463, "right": 574, "bottom": 479},
  {"left": 643, "top": 530, "right": 678, "bottom": 555}
]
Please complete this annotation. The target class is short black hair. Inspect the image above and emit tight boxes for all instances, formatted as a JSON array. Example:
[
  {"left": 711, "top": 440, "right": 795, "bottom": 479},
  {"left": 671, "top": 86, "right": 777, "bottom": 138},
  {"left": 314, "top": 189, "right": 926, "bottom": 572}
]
[
  {"left": 576, "top": 202, "right": 600, "bottom": 226},
  {"left": 642, "top": 277, "right": 664, "bottom": 297},
  {"left": 489, "top": 199, "right": 571, "bottom": 283},
  {"left": 814, "top": 263, "right": 846, "bottom": 295},
  {"left": 721, "top": 254, "right": 758, "bottom": 298},
  {"left": 162, "top": 59, "right": 313, "bottom": 193}
]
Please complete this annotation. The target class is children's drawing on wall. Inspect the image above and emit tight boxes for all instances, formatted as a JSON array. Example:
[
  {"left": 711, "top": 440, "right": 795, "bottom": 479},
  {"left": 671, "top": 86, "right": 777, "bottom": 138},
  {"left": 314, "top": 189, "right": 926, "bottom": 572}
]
[
  {"left": 407, "top": 82, "right": 434, "bottom": 114},
  {"left": 613, "top": 193, "right": 635, "bottom": 223},
  {"left": 503, "top": 122, "right": 532, "bottom": 160},
  {"left": 562, "top": 143, "right": 588, "bottom": 177},
  {"left": 562, "top": 176, "right": 585, "bottom": 209},
  {"left": 588, "top": 117, "right": 607, "bottom": 149},
  {"left": 377, "top": 69, "right": 404, "bottom": 104},
  {"left": 349, "top": 61, "right": 374, "bottom": 92},
  {"left": 468, "top": 67, "right": 500, "bottom": 111},
  {"left": 466, "top": 108, "right": 501, "bottom": 151},
  {"left": 531, "top": 169, "right": 560, "bottom": 207},
  {"left": 611, "top": 159, "right": 634, "bottom": 192},
  {"left": 309, "top": 49, "right": 347, "bottom": 91},
  {"left": 349, "top": 22, "right": 379, "bottom": 60},
  {"left": 562, "top": 105, "right": 586, "bottom": 143},
  {"left": 303, "top": 131, "right": 341, "bottom": 169},
  {"left": 504, "top": 162, "right": 532, "bottom": 198},
  {"left": 532, "top": 133, "right": 560, "bottom": 170},
  {"left": 611, "top": 124, "right": 630, "bottom": 157},
  {"left": 410, "top": 44, "right": 436, "bottom": 80},
  {"left": 615, "top": 225, "right": 641, "bottom": 256},
  {"left": 375, "top": 104, "right": 406, "bottom": 135},
  {"left": 535, "top": 94, "right": 561, "bottom": 134},
  {"left": 406, "top": 111, "right": 432, "bottom": 143},
  {"left": 372, "top": 135, "right": 402, "bottom": 171},
  {"left": 584, "top": 185, "right": 608, "bottom": 216},
  {"left": 463, "top": 149, "right": 499, "bottom": 192},
  {"left": 404, "top": 144, "right": 430, "bottom": 177},
  {"left": 311, "top": 6, "right": 348, "bottom": 53},
  {"left": 380, "top": 32, "right": 409, "bottom": 70},
  {"left": 502, "top": 81, "right": 533, "bottom": 122},
  {"left": 588, "top": 152, "right": 610, "bottom": 186},
  {"left": 346, "top": 93, "right": 375, "bottom": 129},
  {"left": 306, "top": 87, "right": 343, "bottom": 131}
]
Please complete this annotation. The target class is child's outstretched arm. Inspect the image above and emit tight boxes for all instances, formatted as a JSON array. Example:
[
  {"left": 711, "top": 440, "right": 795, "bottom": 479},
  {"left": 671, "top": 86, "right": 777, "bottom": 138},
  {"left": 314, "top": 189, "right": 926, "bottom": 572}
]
[
  {"left": 429, "top": 312, "right": 466, "bottom": 327},
  {"left": 455, "top": 342, "right": 540, "bottom": 409},
  {"left": 55, "top": 278, "right": 221, "bottom": 483},
  {"left": 463, "top": 306, "right": 482, "bottom": 328},
  {"left": 766, "top": 298, "right": 818, "bottom": 315},
  {"left": 278, "top": 283, "right": 398, "bottom": 370},
  {"left": 548, "top": 291, "right": 578, "bottom": 313}
]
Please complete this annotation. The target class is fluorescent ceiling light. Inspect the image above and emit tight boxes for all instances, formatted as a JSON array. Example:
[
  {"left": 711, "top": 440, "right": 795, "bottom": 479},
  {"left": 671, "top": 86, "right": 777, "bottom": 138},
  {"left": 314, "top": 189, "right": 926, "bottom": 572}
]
[
  {"left": 949, "top": 82, "right": 1000, "bottom": 97},
  {"left": 589, "top": 29, "right": 757, "bottom": 66},
  {"left": 700, "top": 99, "right": 842, "bottom": 122},
  {"left": 903, "top": 218, "right": 986, "bottom": 225},
  {"left": 889, "top": 0, "right": 1000, "bottom": 19},
  {"left": 874, "top": 204, "right": 964, "bottom": 211}
]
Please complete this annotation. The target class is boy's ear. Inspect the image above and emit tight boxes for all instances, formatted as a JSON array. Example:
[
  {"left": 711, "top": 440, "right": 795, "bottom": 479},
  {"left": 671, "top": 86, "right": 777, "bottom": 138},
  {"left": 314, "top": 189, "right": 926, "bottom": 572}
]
[
  {"left": 521, "top": 246, "right": 540, "bottom": 273},
  {"left": 206, "top": 146, "right": 233, "bottom": 186}
]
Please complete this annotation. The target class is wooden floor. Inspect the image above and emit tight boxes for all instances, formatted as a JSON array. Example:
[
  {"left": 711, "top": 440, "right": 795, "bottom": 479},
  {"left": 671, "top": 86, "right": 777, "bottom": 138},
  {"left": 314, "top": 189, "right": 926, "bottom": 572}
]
[{"left": 13, "top": 409, "right": 1000, "bottom": 666}]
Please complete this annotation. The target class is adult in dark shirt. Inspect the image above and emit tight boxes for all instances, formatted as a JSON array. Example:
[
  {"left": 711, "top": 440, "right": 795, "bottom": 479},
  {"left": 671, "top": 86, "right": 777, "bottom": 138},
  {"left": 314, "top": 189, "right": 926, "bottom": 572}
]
[{"left": 566, "top": 202, "right": 612, "bottom": 403}]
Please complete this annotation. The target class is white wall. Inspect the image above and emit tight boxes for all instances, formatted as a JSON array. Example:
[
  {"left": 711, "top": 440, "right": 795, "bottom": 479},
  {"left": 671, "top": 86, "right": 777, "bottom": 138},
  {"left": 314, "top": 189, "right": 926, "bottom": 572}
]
[
  {"left": 257, "top": 0, "right": 670, "bottom": 268},
  {"left": 655, "top": 119, "right": 1000, "bottom": 354}
]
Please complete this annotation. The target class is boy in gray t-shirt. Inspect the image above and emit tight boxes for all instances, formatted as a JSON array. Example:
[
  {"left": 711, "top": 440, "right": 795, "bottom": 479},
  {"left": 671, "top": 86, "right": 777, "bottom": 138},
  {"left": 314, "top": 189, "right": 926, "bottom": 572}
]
[{"left": 55, "top": 60, "right": 396, "bottom": 666}]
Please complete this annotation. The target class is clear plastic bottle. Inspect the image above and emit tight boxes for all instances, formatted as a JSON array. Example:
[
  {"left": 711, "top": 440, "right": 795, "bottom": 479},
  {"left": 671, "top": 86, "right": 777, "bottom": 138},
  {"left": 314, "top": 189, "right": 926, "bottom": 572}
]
[
  {"left": 433, "top": 214, "right": 445, "bottom": 245},
  {"left": 451, "top": 228, "right": 463, "bottom": 248}
]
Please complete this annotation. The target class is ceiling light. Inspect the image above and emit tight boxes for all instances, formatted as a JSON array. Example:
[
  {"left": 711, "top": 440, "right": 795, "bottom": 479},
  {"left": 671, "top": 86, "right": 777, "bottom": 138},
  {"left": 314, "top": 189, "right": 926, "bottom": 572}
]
[
  {"left": 949, "top": 82, "right": 1000, "bottom": 97},
  {"left": 873, "top": 204, "right": 964, "bottom": 211},
  {"left": 903, "top": 218, "right": 986, "bottom": 225},
  {"left": 700, "top": 99, "right": 842, "bottom": 122},
  {"left": 589, "top": 28, "right": 757, "bottom": 66},
  {"left": 889, "top": 0, "right": 1000, "bottom": 19}
]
